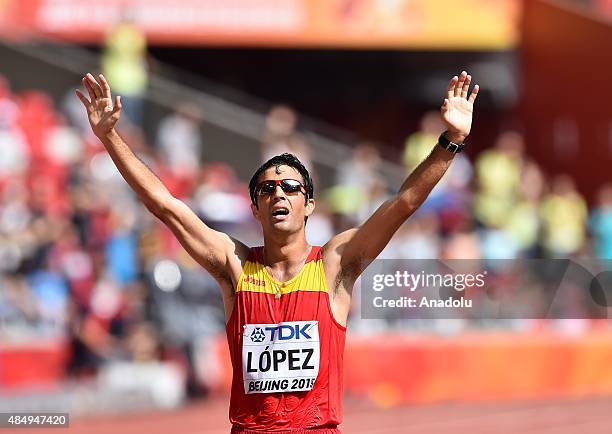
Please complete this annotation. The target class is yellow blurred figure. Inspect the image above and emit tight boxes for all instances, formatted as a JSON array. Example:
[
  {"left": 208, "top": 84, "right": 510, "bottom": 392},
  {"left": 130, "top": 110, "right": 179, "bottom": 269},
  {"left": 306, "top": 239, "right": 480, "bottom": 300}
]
[
  {"left": 500, "top": 160, "right": 544, "bottom": 253},
  {"left": 540, "top": 175, "right": 588, "bottom": 256},
  {"left": 473, "top": 131, "right": 523, "bottom": 227},
  {"left": 403, "top": 111, "right": 443, "bottom": 172},
  {"left": 102, "top": 20, "right": 148, "bottom": 125}
]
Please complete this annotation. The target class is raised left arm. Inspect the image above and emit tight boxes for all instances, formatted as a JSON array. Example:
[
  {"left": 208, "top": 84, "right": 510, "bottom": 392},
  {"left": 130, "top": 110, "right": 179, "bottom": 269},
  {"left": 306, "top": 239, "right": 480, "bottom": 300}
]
[{"left": 324, "top": 71, "right": 479, "bottom": 304}]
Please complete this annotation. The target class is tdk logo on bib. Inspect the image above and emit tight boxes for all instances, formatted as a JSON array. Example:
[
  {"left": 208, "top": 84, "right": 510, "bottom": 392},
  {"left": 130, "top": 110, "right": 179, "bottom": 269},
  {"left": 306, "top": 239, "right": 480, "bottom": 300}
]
[
  {"left": 250, "top": 328, "right": 266, "bottom": 343},
  {"left": 250, "top": 324, "right": 313, "bottom": 342},
  {"left": 242, "top": 321, "right": 320, "bottom": 394}
]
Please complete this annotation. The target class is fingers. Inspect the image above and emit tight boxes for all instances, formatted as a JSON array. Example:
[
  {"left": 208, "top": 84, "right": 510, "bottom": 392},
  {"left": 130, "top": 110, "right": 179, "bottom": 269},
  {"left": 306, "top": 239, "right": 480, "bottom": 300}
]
[
  {"left": 468, "top": 84, "right": 480, "bottom": 104},
  {"left": 448, "top": 71, "right": 479, "bottom": 103},
  {"left": 81, "top": 72, "right": 112, "bottom": 104},
  {"left": 461, "top": 74, "right": 471, "bottom": 98},
  {"left": 455, "top": 71, "right": 467, "bottom": 97},
  {"left": 111, "top": 95, "right": 122, "bottom": 119},
  {"left": 82, "top": 76, "right": 96, "bottom": 101},
  {"left": 98, "top": 74, "right": 112, "bottom": 99},
  {"left": 447, "top": 76, "right": 458, "bottom": 100},
  {"left": 75, "top": 89, "right": 90, "bottom": 109},
  {"left": 85, "top": 73, "right": 103, "bottom": 98}
]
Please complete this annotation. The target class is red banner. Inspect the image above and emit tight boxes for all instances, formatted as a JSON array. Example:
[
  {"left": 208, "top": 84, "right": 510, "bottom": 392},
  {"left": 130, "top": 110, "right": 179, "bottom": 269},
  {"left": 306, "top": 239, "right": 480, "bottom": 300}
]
[{"left": 1, "top": 0, "right": 519, "bottom": 49}]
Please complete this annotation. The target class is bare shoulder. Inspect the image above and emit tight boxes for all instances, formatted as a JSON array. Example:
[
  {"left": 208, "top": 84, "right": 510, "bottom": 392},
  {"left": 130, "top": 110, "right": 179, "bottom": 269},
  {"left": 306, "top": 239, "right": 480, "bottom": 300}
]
[{"left": 322, "top": 228, "right": 358, "bottom": 263}]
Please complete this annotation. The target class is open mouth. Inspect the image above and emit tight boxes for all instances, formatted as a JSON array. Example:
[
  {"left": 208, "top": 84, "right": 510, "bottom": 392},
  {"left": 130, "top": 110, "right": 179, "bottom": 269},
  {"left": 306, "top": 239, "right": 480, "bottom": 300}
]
[{"left": 271, "top": 208, "right": 289, "bottom": 217}]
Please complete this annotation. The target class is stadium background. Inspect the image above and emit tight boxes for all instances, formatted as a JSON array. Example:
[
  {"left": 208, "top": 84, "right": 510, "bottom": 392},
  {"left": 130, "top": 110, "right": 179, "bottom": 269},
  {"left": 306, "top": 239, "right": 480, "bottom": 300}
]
[{"left": 1, "top": 0, "right": 612, "bottom": 432}]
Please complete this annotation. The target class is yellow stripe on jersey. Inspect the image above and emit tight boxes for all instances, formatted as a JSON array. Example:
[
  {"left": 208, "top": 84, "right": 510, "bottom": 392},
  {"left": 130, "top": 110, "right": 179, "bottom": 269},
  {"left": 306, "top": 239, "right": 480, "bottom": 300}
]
[{"left": 237, "top": 259, "right": 329, "bottom": 295}]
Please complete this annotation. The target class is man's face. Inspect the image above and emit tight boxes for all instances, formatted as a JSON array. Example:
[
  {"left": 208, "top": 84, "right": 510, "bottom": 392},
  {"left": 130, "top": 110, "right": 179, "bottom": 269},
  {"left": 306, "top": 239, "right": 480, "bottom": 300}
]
[{"left": 251, "top": 165, "right": 314, "bottom": 234}]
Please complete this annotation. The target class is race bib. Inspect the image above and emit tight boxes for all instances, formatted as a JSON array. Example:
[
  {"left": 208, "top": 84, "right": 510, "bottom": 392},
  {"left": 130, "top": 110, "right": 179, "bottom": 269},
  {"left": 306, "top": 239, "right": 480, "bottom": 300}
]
[{"left": 242, "top": 321, "right": 320, "bottom": 394}]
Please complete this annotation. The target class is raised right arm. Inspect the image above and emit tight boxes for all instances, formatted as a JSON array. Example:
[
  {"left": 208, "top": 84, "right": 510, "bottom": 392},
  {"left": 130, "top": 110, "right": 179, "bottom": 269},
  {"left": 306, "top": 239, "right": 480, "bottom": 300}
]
[
  {"left": 76, "top": 73, "right": 247, "bottom": 312},
  {"left": 97, "top": 128, "right": 247, "bottom": 282}
]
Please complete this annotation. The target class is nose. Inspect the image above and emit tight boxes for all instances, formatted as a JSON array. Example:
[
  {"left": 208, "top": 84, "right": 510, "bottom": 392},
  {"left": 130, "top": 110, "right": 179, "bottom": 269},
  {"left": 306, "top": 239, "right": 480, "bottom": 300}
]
[
  {"left": 271, "top": 184, "right": 286, "bottom": 198},
  {"left": 270, "top": 187, "right": 289, "bottom": 206}
]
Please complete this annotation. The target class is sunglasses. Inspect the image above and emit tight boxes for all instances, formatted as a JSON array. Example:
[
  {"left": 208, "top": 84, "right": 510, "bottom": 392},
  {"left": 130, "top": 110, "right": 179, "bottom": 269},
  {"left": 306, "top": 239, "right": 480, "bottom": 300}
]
[{"left": 255, "top": 179, "right": 305, "bottom": 196}]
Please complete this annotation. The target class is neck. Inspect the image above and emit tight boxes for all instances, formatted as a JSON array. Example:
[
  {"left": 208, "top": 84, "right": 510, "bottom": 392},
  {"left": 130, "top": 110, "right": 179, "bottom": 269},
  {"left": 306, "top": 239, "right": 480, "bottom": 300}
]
[{"left": 262, "top": 230, "right": 310, "bottom": 266}]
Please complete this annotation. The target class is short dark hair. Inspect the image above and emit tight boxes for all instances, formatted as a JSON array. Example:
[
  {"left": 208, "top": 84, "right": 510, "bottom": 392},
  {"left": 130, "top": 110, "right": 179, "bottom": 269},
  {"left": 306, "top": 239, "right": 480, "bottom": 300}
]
[{"left": 249, "top": 153, "right": 314, "bottom": 207}]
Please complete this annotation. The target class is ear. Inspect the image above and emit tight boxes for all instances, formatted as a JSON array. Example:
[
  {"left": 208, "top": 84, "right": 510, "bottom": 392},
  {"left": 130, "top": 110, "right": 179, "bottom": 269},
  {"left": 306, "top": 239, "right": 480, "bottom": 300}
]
[
  {"left": 305, "top": 198, "right": 315, "bottom": 217},
  {"left": 251, "top": 202, "right": 261, "bottom": 221}
]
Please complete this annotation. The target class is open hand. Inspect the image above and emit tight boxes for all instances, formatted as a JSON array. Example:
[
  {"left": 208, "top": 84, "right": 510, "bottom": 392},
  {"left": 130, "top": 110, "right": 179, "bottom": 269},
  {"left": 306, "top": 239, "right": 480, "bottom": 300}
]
[
  {"left": 441, "top": 71, "right": 479, "bottom": 143},
  {"left": 76, "top": 73, "right": 122, "bottom": 138}
]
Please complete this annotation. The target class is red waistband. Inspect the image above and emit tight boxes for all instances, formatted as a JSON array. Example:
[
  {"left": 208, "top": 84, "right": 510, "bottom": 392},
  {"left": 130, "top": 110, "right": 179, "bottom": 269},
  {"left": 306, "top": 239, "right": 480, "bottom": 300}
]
[{"left": 231, "top": 427, "right": 340, "bottom": 434}]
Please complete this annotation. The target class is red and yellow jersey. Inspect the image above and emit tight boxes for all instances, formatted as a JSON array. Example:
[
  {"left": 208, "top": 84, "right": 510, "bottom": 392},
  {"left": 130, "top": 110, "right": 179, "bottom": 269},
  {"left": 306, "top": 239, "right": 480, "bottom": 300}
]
[{"left": 226, "top": 246, "right": 346, "bottom": 432}]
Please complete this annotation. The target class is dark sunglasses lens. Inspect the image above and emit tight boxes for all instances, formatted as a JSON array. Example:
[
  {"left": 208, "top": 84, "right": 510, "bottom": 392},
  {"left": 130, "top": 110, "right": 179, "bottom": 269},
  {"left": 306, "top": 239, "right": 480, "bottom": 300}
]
[
  {"left": 258, "top": 182, "right": 276, "bottom": 195},
  {"left": 281, "top": 180, "right": 302, "bottom": 192}
]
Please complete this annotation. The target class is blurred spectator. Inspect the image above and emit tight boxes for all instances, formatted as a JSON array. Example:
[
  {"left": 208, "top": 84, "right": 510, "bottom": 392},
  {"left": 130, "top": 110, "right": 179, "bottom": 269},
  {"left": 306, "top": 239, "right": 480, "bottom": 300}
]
[
  {"left": 337, "top": 142, "right": 381, "bottom": 191},
  {"left": 285, "top": 133, "right": 313, "bottom": 175},
  {"left": 261, "top": 104, "right": 297, "bottom": 161},
  {"left": 325, "top": 143, "right": 382, "bottom": 222},
  {"left": 106, "top": 207, "right": 140, "bottom": 286},
  {"left": 381, "top": 214, "right": 442, "bottom": 259},
  {"left": 126, "top": 322, "right": 161, "bottom": 362},
  {"left": 261, "top": 105, "right": 313, "bottom": 171},
  {"left": 473, "top": 131, "right": 524, "bottom": 228},
  {"left": 590, "top": 183, "right": 612, "bottom": 258},
  {"left": 102, "top": 19, "right": 148, "bottom": 126},
  {"left": 156, "top": 102, "right": 203, "bottom": 178},
  {"left": 540, "top": 175, "right": 588, "bottom": 257},
  {"left": 0, "top": 275, "right": 39, "bottom": 335},
  {"left": 403, "top": 111, "right": 442, "bottom": 172},
  {"left": 479, "top": 226, "right": 518, "bottom": 259},
  {"left": 501, "top": 160, "right": 545, "bottom": 257},
  {"left": 193, "top": 163, "right": 252, "bottom": 227},
  {"left": 356, "top": 175, "right": 391, "bottom": 224},
  {"left": 0, "top": 178, "right": 32, "bottom": 272},
  {"left": 306, "top": 203, "right": 334, "bottom": 246},
  {"left": 442, "top": 225, "right": 482, "bottom": 260},
  {"left": 26, "top": 268, "right": 69, "bottom": 336},
  {"left": 48, "top": 219, "right": 95, "bottom": 308},
  {"left": 0, "top": 77, "right": 30, "bottom": 186}
]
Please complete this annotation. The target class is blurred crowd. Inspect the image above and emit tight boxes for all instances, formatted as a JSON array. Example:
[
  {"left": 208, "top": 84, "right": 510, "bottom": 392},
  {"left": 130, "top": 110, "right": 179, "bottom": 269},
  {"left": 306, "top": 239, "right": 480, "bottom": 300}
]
[{"left": 1, "top": 72, "right": 611, "bottom": 395}]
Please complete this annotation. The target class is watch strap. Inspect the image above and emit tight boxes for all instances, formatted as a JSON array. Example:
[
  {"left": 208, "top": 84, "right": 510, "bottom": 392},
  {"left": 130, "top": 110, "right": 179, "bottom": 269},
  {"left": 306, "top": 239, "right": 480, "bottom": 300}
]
[{"left": 437, "top": 131, "right": 465, "bottom": 154}]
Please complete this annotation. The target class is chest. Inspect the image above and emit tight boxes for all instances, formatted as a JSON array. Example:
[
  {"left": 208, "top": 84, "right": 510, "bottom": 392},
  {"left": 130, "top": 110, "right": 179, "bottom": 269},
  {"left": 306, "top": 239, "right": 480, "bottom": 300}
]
[{"left": 235, "top": 290, "right": 329, "bottom": 325}]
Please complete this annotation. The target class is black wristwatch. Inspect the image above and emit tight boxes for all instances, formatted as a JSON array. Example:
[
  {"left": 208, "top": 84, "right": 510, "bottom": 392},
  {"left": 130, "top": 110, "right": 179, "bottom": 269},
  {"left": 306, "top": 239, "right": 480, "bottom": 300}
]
[{"left": 437, "top": 131, "right": 465, "bottom": 154}]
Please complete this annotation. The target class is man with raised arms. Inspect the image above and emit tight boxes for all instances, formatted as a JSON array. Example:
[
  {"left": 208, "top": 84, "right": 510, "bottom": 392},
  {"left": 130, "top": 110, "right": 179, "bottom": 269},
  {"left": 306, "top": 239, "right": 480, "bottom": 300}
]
[{"left": 77, "top": 70, "right": 478, "bottom": 433}]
